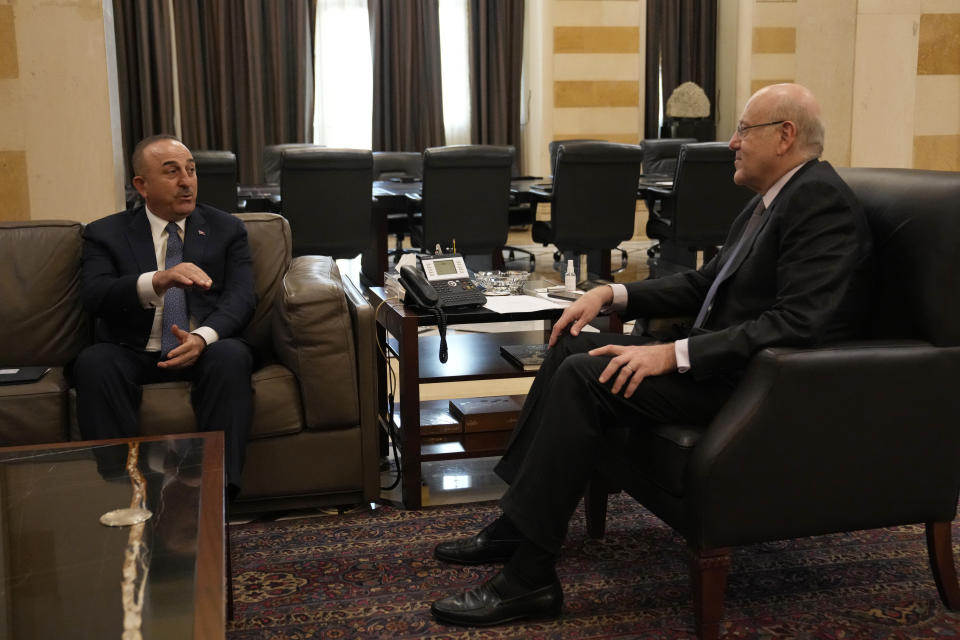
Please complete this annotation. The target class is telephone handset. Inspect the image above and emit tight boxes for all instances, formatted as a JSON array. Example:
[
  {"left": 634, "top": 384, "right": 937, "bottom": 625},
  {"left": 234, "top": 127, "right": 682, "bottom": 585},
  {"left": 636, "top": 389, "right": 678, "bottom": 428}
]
[
  {"left": 399, "top": 265, "right": 450, "bottom": 363},
  {"left": 397, "top": 255, "right": 485, "bottom": 364},
  {"left": 399, "top": 266, "right": 440, "bottom": 308}
]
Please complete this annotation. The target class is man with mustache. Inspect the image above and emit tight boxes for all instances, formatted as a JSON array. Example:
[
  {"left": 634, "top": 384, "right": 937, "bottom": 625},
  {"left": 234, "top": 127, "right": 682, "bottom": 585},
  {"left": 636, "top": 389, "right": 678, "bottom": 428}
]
[
  {"left": 73, "top": 135, "right": 256, "bottom": 498},
  {"left": 430, "top": 83, "right": 874, "bottom": 626}
]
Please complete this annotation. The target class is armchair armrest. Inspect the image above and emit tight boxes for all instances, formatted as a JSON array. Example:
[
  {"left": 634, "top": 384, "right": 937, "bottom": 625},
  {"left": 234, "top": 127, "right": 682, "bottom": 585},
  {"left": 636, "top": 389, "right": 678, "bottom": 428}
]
[
  {"left": 273, "top": 256, "right": 361, "bottom": 430},
  {"left": 686, "top": 341, "right": 960, "bottom": 548},
  {"left": 342, "top": 272, "right": 380, "bottom": 500}
]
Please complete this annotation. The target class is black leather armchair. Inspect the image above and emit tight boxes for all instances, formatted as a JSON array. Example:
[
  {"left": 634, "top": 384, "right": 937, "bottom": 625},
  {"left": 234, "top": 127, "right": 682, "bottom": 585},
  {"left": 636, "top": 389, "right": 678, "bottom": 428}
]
[
  {"left": 280, "top": 147, "right": 373, "bottom": 259},
  {"left": 585, "top": 167, "right": 960, "bottom": 639},
  {"left": 192, "top": 150, "right": 238, "bottom": 213},
  {"left": 645, "top": 142, "right": 754, "bottom": 277},
  {"left": 531, "top": 141, "right": 643, "bottom": 280},
  {"left": 411, "top": 145, "right": 514, "bottom": 264}
]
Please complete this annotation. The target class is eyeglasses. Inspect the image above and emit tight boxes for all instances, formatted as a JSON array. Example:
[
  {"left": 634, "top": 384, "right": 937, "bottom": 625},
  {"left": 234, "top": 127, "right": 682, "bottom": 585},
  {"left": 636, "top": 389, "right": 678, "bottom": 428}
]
[{"left": 735, "top": 120, "right": 786, "bottom": 137}]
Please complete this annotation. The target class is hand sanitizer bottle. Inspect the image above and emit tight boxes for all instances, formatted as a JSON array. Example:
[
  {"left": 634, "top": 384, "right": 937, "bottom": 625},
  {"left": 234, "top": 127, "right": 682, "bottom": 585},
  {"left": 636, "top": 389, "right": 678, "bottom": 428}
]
[{"left": 565, "top": 259, "right": 576, "bottom": 291}]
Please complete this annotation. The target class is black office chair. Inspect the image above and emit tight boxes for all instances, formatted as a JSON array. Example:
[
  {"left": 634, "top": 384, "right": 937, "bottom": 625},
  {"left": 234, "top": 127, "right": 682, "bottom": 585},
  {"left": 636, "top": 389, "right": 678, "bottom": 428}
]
[
  {"left": 503, "top": 189, "right": 537, "bottom": 272},
  {"left": 192, "top": 150, "right": 238, "bottom": 213},
  {"left": 373, "top": 151, "right": 423, "bottom": 180},
  {"left": 531, "top": 141, "right": 643, "bottom": 281},
  {"left": 548, "top": 138, "right": 601, "bottom": 178},
  {"left": 263, "top": 143, "right": 324, "bottom": 185},
  {"left": 638, "top": 137, "right": 699, "bottom": 223},
  {"left": 640, "top": 137, "right": 698, "bottom": 178},
  {"left": 410, "top": 145, "right": 515, "bottom": 269},
  {"left": 373, "top": 152, "right": 423, "bottom": 263},
  {"left": 280, "top": 148, "right": 373, "bottom": 259},
  {"left": 585, "top": 166, "right": 960, "bottom": 639},
  {"left": 645, "top": 142, "right": 754, "bottom": 277}
]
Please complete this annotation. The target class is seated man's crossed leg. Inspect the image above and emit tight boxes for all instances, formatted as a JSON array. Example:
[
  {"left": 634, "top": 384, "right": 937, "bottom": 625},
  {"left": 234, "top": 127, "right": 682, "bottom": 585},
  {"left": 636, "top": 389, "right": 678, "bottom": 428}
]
[{"left": 431, "top": 332, "right": 735, "bottom": 626}]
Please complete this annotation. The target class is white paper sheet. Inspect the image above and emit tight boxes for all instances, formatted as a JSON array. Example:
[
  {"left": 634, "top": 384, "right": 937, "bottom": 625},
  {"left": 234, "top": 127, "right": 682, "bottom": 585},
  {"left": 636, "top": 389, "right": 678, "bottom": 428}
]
[{"left": 483, "top": 295, "right": 566, "bottom": 314}]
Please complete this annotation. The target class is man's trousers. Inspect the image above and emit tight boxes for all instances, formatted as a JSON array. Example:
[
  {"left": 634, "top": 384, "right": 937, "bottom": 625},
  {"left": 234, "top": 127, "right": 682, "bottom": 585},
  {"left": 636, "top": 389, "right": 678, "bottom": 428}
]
[{"left": 494, "top": 332, "right": 736, "bottom": 554}]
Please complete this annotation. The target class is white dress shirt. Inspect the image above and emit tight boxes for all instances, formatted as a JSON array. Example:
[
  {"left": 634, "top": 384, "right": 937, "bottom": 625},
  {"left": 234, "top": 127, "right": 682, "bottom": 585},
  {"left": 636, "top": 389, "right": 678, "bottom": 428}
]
[{"left": 135, "top": 207, "right": 219, "bottom": 352}]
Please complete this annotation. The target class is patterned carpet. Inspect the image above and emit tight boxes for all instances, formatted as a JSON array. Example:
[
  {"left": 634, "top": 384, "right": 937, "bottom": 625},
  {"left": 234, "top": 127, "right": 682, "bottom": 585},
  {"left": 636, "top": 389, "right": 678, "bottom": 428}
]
[{"left": 227, "top": 495, "right": 960, "bottom": 639}]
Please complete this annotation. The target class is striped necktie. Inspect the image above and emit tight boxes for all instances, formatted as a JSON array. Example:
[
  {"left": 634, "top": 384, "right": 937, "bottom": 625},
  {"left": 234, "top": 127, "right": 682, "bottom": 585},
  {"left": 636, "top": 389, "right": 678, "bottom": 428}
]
[
  {"left": 692, "top": 199, "right": 766, "bottom": 330},
  {"left": 161, "top": 222, "right": 189, "bottom": 358}
]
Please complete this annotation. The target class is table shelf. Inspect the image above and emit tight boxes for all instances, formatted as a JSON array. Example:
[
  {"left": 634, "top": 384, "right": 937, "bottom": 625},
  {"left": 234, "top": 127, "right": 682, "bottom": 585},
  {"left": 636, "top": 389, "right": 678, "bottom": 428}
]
[
  {"left": 386, "top": 329, "right": 550, "bottom": 382},
  {"left": 370, "top": 286, "right": 564, "bottom": 509}
]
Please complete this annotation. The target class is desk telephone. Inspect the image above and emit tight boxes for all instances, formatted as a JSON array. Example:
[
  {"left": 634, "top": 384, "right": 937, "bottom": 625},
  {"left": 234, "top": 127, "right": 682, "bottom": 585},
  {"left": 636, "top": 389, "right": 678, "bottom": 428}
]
[
  {"left": 399, "top": 255, "right": 486, "bottom": 310},
  {"left": 398, "top": 255, "right": 485, "bottom": 364}
]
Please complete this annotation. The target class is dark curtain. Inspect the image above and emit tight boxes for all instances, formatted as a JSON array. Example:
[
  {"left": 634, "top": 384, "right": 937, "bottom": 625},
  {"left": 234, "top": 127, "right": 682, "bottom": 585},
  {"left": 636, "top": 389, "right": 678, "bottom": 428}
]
[
  {"left": 644, "top": 0, "right": 716, "bottom": 139},
  {"left": 113, "top": 0, "right": 177, "bottom": 181},
  {"left": 369, "top": 0, "right": 445, "bottom": 152},
  {"left": 468, "top": 0, "right": 524, "bottom": 172},
  {"left": 174, "top": 0, "right": 315, "bottom": 184}
]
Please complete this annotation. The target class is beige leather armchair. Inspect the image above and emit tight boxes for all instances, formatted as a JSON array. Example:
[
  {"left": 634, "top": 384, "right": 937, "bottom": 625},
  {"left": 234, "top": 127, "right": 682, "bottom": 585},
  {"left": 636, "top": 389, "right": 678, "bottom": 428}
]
[{"left": 0, "top": 213, "right": 379, "bottom": 514}]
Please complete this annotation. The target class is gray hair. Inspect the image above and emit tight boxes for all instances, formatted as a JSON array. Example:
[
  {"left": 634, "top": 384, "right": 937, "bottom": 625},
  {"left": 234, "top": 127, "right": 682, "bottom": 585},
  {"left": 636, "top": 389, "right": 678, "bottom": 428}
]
[{"left": 767, "top": 91, "right": 825, "bottom": 159}]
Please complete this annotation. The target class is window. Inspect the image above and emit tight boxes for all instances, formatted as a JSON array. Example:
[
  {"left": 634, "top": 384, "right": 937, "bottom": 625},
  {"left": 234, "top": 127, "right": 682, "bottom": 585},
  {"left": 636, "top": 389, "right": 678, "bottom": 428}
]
[
  {"left": 439, "top": 0, "right": 471, "bottom": 145},
  {"left": 313, "top": 0, "right": 471, "bottom": 149},
  {"left": 313, "top": 0, "right": 372, "bottom": 148}
]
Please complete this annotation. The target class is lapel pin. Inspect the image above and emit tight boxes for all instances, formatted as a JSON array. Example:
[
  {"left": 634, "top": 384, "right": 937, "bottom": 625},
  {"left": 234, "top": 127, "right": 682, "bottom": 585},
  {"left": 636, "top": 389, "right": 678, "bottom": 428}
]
[{"left": 198, "top": 229, "right": 206, "bottom": 236}]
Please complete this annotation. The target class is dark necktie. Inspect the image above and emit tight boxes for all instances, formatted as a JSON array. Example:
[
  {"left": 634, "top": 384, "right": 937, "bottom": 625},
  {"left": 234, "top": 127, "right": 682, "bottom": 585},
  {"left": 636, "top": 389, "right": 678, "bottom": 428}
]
[
  {"left": 692, "top": 199, "right": 766, "bottom": 329},
  {"left": 161, "top": 222, "right": 188, "bottom": 358}
]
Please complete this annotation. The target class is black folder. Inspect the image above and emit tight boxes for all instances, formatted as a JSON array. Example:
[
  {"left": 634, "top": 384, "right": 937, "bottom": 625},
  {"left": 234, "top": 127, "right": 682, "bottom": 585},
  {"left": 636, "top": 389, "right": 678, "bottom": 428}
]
[{"left": 0, "top": 366, "right": 50, "bottom": 385}]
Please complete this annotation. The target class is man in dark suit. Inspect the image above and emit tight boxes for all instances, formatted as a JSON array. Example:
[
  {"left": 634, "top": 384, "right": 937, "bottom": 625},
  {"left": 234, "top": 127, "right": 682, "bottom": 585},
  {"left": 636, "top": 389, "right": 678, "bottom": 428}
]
[
  {"left": 73, "top": 135, "right": 255, "bottom": 496},
  {"left": 430, "top": 84, "right": 874, "bottom": 625}
]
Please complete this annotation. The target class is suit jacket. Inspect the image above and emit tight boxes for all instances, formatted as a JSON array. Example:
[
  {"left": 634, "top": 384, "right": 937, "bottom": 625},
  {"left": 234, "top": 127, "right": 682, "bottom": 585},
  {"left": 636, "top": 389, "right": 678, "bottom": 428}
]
[
  {"left": 80, "top": 204, "right": 256, "bottom": 350},
  {"left": 625, "top": 159, "right": 874, "bottom": 381}
]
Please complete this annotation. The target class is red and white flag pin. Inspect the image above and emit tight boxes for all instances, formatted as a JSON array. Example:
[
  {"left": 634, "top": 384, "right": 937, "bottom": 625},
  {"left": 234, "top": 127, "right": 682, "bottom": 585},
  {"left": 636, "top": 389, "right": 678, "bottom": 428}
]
[{"left": 198, "top": 229, "right": 206, "bottom": 236}]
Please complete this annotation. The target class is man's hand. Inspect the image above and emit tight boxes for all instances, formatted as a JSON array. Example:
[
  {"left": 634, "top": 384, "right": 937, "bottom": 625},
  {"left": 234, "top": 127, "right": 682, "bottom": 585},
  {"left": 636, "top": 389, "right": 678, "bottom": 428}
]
[
  {"left": 589, "top": 343, "right": 677, "bottom": 398},
  {"left": 548, "top": 286, "right": 614, "bottom": 347},
  {"left": 158, "top": 325, "right": 206, "bottom": 369},
  {"left": 152, "top": 263, "right": 212, "bottom": 295}
]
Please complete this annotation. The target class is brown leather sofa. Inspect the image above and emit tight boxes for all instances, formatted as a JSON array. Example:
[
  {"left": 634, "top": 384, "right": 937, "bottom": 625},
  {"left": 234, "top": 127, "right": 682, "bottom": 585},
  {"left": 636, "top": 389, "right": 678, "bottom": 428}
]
[{"left": 0, "top": 213, "right": 379, "bottom": 515}]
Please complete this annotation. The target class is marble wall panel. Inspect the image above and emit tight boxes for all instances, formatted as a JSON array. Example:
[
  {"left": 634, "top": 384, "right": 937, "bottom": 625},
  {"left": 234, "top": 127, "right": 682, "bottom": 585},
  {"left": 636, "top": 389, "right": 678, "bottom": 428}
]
[
  {"left": 913, "top": 134, "right": 960, "bottom": 169},
  {"left": 917, "top": 13, "right": 960, "bottom": 74},
  {"left": 554, "top": 26, "right": 640, "bottom": 53},
  {"left": 553, "top": 53, "right": 641, "bottom": 81},
  {"left": 0, "top": 151, "right": 30, "bottom": 221},
  {"left": 752, "top": 26, "right": 797, "bottom": 53},
  {"left": 0, "top": 5, "right": 17, "bottom": 79},
  {"left": 554, "top": 80, "right": 639, "bottom": 108}
]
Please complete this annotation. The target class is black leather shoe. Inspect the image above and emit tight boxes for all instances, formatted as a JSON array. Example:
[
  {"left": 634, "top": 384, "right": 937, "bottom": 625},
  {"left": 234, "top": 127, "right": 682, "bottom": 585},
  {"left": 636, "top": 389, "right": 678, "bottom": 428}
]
[
  {"left": 434, "top": 521, "right": 523, "bottom": 565},
  {"left": 431, "top": 570, "right": 563, "bottom": 626}
]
